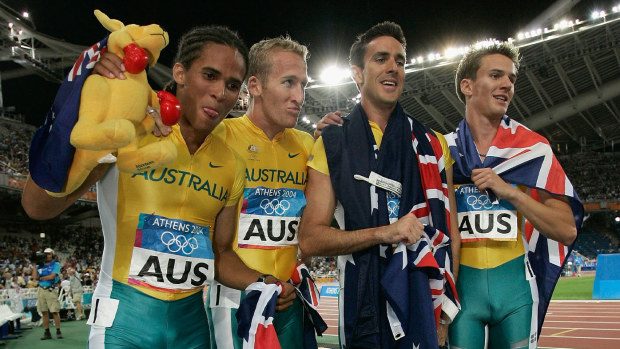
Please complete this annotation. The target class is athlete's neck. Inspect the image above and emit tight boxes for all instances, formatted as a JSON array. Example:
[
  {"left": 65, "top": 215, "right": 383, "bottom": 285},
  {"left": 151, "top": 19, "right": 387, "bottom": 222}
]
[
  {"left": 178, "top": 121, "right": 210, "bottom": 155},
  {"left": 246, "top": 104, "right": 286, "bottom": 141},
  {"left": 465, "top": 107, "right": 502, "bottom": 155},
  {"left": 360, "top": 99, "right": 396, "bottom": 132}
]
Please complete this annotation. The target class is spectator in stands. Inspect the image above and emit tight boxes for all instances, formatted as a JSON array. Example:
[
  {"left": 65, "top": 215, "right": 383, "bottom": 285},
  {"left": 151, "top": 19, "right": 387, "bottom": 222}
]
[
  {"left": 68, "top": 267, "right": 85, "bottom": 320},
  {"left": 26, "top": 276, "right": 37, "bottom": 288},
  {"left": 83, "top": 272, "right": 92, "bottom": 286},
  {"left": 32, "top": 248, "right": 63, "bottom": 340}
]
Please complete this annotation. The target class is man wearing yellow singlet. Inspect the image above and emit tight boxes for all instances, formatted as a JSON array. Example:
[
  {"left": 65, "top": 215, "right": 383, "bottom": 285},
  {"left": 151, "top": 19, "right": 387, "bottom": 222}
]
[
  {"left": 445, "top": 41, "right": 582, "bottom": 349},
  {"left": 206, "top": 37, "right": 314, "bottom": 348},
  {"left": 299, "top": 22, "right": 460, "bottom": 348},
  {"left": 22, "top": 26, "right": 253, "bottom": 349}
]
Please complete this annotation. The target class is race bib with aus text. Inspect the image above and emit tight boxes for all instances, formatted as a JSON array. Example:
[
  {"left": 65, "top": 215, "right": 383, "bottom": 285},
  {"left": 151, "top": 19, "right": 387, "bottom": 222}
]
[
  {"left": 238, "top": 186, "right": 306, "bottom": 249},
  {"left": 456, "top": 184, "right": 518, "bottom": 242},
  {"left": 128, "top": 213, "right": 214, "bottom": 293}
]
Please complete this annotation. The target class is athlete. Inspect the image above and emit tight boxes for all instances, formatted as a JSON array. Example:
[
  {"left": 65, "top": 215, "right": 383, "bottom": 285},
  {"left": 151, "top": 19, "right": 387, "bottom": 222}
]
[
  {"left": 445, "top": 41, "right": 582, "bottom": 349},
  {"left": 299, "top": 22, "right": 459, "bottom": 348},
  {"left": 22, "top": 26, "right": 253, "bottom": 348},
  {"left": 206, "top": 37, "right": 313, "bottom": 348},
  {"left": 77, "top": 35, "right": 314, "bottom": 347}
]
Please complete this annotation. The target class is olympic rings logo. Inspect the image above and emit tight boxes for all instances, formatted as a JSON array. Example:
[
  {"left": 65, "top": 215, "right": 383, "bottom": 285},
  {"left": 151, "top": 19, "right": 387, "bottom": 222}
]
[
  {"left": 160, "top": 231, "right": 199, "bottom": 255},
  {"left": 466, "top": 194, "right": 494, "bottom": 210},
  {"left": 387, "top": 200, "right": 399, "bottom": 216},
  {"left": 259, "top": 199, "right": 290, "bottom": 215}
]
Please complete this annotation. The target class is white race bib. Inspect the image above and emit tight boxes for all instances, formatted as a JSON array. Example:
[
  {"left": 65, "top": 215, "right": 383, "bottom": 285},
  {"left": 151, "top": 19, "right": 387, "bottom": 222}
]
[
  {"left": 238, "top": 186, "right": 305, "bottom": 249},
  {"left": 455, "top": 184, "right": 518, "bottom": 242},
  {"left": 127, "top": 213, "right": 214, "bottom": 292},
  {"left": 87, "top": 297, "right": 119, "bottom": 327}
]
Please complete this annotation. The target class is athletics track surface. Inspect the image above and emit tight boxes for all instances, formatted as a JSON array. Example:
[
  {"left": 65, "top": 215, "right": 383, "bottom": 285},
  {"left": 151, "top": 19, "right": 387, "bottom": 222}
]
[{"left": 316, "top": 284, "right": 620, "bottom": 349}]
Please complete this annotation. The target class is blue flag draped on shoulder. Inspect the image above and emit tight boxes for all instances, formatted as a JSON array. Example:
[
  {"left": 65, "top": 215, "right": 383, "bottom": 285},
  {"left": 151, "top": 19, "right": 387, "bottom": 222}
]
[
  {"left": 322, "top": 103, "right": 459, "bottom": 348},
  {"left": 29, "top": 37, "right": 108, "bottom": 192},
  {"left": 445, "top": 115, "right": 584, "bottom": 341}
]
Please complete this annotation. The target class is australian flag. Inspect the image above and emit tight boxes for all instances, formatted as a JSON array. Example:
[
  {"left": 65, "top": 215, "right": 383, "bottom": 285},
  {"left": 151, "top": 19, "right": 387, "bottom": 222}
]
[
  {"left": 236, "top": 282, "right": 283, "bottom": 349},
  {"left": 29, "top": 37, "right": 108, "bottom": 192},
  {"left": 290, "top": 263, "right": 328, "bottom": 348},
  {"left": 446, "top": 115, "right": 584, "bottom": 339}
]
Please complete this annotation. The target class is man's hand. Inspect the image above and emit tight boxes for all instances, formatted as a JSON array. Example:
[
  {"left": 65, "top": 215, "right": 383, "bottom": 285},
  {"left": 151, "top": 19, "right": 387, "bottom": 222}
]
[
  {"left": 146, "top": 107, "right": 173, "bottom": 137},
  {"left": 471, "top": 168, "right": 518, "bottom": 200},
  {"left": 437, "top": 322, "right": 449, "bottom": 346},
  {"left": 313, "top": 111, "right": 343, "bottom": 139},
  {"left": 93, "top": 51, "right": 126, "bottom": 79},
  {"left": 380, "top": 213, "right": 424, "bottom": 245},
  {"left": 276, "top": 282, "right": 297, "bottom": 312}
]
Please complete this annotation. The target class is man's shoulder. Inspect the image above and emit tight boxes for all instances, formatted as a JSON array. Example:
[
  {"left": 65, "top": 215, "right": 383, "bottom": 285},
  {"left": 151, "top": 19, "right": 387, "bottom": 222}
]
[{"left": 286, "top": 128, "right": 315, "bottom": 152}]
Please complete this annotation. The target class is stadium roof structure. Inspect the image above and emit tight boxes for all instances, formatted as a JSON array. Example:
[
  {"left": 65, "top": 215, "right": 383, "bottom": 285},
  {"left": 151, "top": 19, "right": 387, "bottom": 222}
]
[
  {"left": 1, "top": 2, "right": 619, "bottom": 154},
  {"left": 300, "top": 12, "right": 620, "bottom": 154}
]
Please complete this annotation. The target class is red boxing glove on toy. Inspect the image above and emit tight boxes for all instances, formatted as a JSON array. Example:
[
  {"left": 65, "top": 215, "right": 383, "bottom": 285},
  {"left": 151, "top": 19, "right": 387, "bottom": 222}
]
[
  {"left": 123, "top": 43, "right": 149, "bottom": 74},
  {"left": 157, "top": 91, "right": 182, "bottom": 126}
]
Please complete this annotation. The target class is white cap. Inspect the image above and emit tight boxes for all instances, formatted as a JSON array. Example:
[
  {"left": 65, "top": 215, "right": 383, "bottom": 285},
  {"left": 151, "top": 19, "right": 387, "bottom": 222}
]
[{"left": 43, "top": 248, "right": 54, "bottom": 254}]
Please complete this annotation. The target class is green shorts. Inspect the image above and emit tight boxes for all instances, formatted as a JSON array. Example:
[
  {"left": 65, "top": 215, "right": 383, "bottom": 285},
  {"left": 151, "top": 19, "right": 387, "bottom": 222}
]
[
  {"left": 88, "top": 280, "right": 209, "bottom": 349},
  {"left": 206, "top": 282, "right": 304, "bottom": 348},
  {"left": 449, "top": 256, "right": 534, "bottom": 349}
]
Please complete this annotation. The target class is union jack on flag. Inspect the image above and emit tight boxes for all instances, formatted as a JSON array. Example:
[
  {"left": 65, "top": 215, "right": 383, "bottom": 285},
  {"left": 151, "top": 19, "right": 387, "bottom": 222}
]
[
  {"left": 236, "top": 282, "right": 283, "bottom": 349},
  {"left": 290, "top": 263, "right": 328, "bottom": 348},
  {"left": 445, "top": 115, "right": 584, "bottom": 340},
  {"left": 29, "top": 37, "right": 108, "bottom": 192},
  {"left": 290, "top": 263, "right": 320, "bottom": 309}
]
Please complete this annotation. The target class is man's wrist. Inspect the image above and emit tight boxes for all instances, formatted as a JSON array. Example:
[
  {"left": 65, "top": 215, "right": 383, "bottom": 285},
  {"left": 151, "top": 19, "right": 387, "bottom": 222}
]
[{"left": 256, "top": 274, "right": 277, "bottom": 284}]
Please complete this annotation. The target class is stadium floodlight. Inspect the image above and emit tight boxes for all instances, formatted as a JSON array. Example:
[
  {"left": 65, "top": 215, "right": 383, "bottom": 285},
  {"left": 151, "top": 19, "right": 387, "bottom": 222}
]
[
  {"left": 591, "top": 10, "right": 606, "bottom": 19},
  {"left": 416, "top": 56, "right": 423, "bottom": 63},
  {"left": 411, "top": 58, "right": 417, "bottom": 64},
  {"left": 320, "top": 66, "right": 349, "bottom": 85},
  {"left": 613, "top": 6, "right": 619, "bottom": 13},
  {"left": 40, "top": 233, "right": 46, "bottom": 238},
  {"left": 615, "top": 216, "right": 620, "bottom": 222},
  {"left": 444, "top": 47, "right": 462, "bottom": 59},
  {"left": 8, "top": 22, "right": 13, "bottom": 28},
  {"left": 312, "top": 124, "right": 317, "bottom": 129},
  {"left": 517, "top": 32, "right": 525, "bottom": 40},
  {"left": 22, "top": 11, "right": 29, "bottom": 18}
]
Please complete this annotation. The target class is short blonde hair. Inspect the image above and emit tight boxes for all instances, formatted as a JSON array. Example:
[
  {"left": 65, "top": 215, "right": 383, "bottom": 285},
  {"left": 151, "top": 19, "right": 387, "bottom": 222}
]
[{"left": 248, "top": 36, "right": 309, "bottom": 83}]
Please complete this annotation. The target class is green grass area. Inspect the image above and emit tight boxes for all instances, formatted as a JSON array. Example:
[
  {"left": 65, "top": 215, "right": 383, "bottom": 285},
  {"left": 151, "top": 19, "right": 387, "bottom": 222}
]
[{"left": 551, "top": 276, "right": 594, "bottom": 300}]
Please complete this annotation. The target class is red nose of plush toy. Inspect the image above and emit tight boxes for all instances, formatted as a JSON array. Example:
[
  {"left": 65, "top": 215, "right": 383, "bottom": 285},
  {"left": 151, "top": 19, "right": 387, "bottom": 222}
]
[
  {"left": 123, "top": 43, "right": 149, "bottom": 74},
  {"left": 157, "top": 91, "right": 182, "bottom": 126}
]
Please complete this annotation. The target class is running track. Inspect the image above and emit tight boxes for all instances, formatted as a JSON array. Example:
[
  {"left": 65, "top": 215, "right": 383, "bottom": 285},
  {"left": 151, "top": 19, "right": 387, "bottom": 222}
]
[{"left": 316, "top": 293, "right": 620, "bottom": 348}]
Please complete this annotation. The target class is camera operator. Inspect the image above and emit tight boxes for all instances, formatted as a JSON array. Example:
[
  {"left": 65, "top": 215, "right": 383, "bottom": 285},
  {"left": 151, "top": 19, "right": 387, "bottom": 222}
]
[{"left": 32, "top": 248, "right": 63, "bottom": 340}]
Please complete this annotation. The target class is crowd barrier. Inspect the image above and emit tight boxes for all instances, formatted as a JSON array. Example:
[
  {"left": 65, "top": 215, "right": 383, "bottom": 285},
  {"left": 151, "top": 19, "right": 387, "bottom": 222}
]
[{"left": 0, "top": 286, "right": 94, "bottom": 311}]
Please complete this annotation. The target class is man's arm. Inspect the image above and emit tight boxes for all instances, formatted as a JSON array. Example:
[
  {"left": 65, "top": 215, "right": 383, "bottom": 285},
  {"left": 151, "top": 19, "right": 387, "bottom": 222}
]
[
  {"left": 22, "top": 164, "right": 110, "bottom": 220},
  {"left": 213, "top": 205, "right": 296, "bottom": 311},
  {"left": 471, "top": 168, "right": 577, "bottom": 246},
  {"left": 298, "top": 168, "right": 425, "bottom": 257},
  {"left": 39, "top": 273, "right": 58, "bottom": 281}
]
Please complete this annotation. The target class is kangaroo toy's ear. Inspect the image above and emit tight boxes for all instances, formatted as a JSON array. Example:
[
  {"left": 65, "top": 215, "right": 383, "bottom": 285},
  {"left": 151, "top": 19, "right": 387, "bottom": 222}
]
[{"left": 94, "top": 10, "right": 124, "bottom": 32}]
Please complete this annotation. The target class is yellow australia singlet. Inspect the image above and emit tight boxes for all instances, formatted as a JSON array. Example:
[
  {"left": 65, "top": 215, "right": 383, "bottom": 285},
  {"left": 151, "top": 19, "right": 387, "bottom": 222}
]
[
  {"left": 96, "top": 125, "right": 245, "bottom": 301},
  {"left": 213, "top": 115, "right": 314, "bottom": 281},
  {"left": 455, "top": 183, "right": 528, "bottom": 269}
]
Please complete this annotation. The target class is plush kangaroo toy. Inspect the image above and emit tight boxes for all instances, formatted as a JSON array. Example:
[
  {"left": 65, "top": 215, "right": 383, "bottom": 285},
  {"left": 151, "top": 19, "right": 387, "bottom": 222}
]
[{"left": 48, "top": 10, "right": 179, "bottom": 197}]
